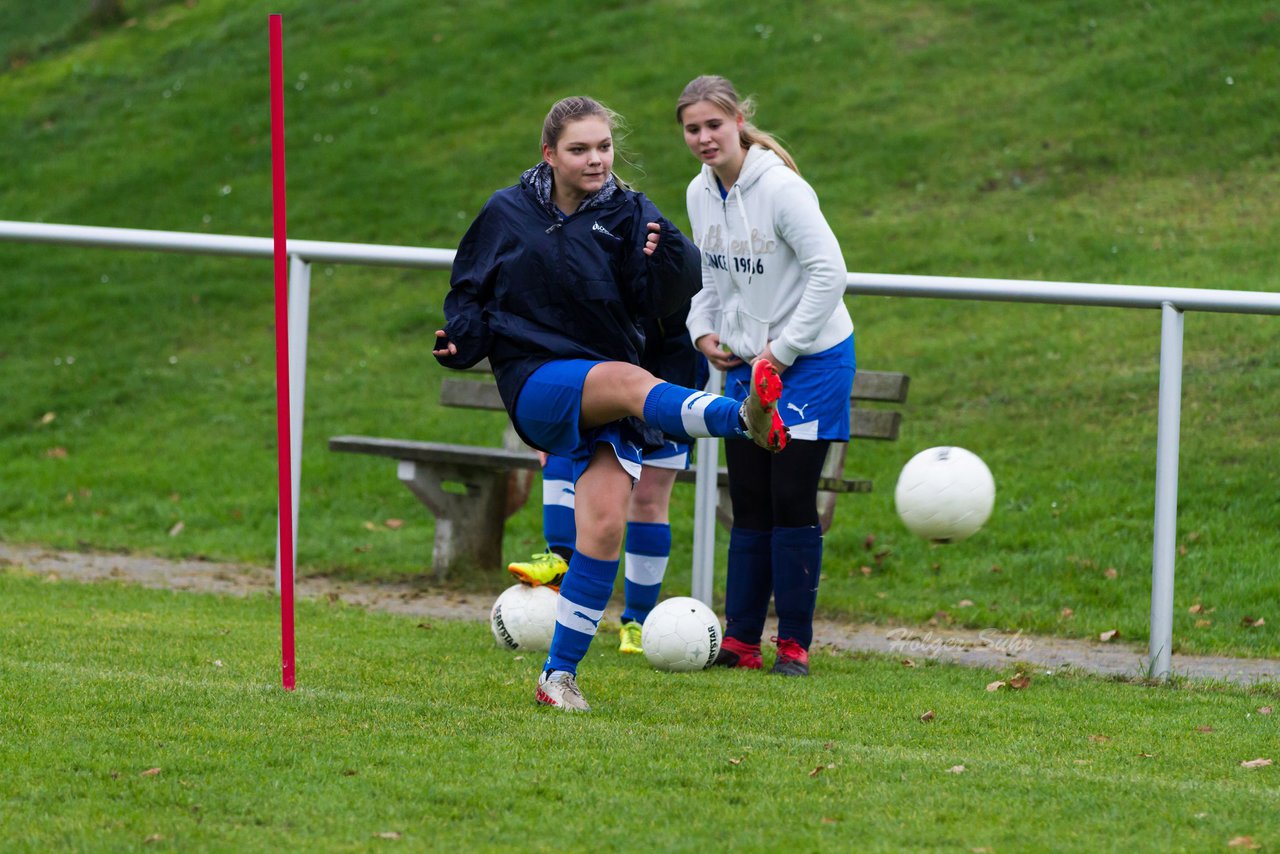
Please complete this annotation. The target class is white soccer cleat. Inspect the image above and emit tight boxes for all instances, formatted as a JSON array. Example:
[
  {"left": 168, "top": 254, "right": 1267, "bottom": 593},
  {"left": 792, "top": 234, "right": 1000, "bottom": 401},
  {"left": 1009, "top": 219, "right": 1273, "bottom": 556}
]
[{"left": 535, "top": 669, "right": 591, "bottom": 712}]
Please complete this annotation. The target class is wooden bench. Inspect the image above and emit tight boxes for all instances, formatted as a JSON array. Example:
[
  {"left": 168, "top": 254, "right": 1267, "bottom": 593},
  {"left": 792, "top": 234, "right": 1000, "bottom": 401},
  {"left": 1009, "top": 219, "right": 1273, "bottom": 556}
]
[{"left": 330, "top": 365, "right": 908, "bottom": 579}]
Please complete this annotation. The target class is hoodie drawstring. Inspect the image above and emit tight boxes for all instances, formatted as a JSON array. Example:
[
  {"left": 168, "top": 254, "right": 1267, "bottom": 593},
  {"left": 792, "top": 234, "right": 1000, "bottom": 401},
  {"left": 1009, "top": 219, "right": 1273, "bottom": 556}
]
[{"left": 732, "top": 183, "right": 755, "bottom": 292}]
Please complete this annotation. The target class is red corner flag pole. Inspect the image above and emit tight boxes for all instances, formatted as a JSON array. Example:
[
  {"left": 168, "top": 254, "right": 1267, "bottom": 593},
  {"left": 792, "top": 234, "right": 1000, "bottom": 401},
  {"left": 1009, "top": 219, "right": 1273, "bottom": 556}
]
[{"left": 269, "top": 13, "right": 296, "bottom": 691}]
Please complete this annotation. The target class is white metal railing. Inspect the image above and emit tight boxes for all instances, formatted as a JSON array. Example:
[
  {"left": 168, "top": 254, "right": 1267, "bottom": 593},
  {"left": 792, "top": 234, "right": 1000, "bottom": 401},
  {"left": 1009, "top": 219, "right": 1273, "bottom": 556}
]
[{"left": 4, "top": 219, "right": 1279, "bottom": 680}]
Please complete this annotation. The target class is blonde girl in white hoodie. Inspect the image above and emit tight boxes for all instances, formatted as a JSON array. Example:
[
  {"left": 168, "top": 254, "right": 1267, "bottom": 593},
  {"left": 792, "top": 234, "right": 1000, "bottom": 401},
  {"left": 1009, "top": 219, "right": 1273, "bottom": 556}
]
[{"left": 676, "top": 75, "right": 856, "bottom": 676}]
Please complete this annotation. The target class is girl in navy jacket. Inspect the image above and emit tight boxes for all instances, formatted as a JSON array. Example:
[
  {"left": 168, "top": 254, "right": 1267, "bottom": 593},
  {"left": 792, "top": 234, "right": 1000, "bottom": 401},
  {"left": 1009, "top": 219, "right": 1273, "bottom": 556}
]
[{"left": 434, "top": 96, "right": 788, "bottom": 711}]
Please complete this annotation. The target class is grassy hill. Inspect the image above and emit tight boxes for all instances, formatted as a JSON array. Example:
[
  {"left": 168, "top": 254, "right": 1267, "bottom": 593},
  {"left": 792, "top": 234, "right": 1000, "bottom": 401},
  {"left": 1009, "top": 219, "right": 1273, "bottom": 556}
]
[{"left": 2, "top": 0, "right": 1278, "bottom": 657}]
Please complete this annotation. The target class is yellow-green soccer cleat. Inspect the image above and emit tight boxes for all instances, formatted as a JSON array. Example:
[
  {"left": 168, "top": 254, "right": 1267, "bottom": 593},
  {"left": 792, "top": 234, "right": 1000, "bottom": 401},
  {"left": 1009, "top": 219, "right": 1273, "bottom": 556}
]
[
  {"left": 618, "top": 620, "right": 644, "bottom": 654},
  {"left": 507, "top": 550, "right": 568, "bottom": 590}
]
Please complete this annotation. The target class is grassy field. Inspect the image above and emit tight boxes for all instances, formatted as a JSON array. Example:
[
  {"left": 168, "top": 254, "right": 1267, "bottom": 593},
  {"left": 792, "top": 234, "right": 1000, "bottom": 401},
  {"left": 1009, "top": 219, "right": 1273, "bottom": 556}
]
[
  {"left": 2, "top": 0, "right": 1278, "bottom": 657},
  {"left": 2, "top": 569, "right": 1278, "bottom": 852}
]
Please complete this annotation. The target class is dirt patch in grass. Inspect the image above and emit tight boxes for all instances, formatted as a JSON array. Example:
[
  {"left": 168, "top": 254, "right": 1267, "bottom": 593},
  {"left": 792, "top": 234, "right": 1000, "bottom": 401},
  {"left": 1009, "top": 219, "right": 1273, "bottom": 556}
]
[{"left": 3, "top": 542, "right": 1276, "bottom": 686}]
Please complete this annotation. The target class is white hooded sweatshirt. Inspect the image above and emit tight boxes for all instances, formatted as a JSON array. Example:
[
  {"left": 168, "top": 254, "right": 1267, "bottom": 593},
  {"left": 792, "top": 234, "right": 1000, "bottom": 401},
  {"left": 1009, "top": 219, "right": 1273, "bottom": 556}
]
[{"left": 685, "top": 145, "right": 853, "bottom": 367}]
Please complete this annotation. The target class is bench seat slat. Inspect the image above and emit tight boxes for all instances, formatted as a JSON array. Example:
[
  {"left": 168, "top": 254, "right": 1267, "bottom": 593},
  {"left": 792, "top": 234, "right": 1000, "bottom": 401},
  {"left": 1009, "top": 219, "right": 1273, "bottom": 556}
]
[{"left": 330, "top": 435, "right": 871, "bottom": 493}]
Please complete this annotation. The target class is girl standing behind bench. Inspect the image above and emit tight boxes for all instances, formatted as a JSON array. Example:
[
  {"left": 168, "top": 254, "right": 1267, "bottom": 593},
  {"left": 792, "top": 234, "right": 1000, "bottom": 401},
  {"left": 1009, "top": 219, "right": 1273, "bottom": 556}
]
[
  {"left": 676, "top": 75, "right": 856, "bottom": 677},
  {"left": 434, "top": 95, "right": 789, "bottom": 712}
]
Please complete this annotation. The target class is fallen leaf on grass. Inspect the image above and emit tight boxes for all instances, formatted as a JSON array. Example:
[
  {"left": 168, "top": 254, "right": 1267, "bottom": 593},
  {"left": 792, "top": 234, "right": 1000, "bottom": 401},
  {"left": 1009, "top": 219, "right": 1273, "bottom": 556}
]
[
  {"left": 140, "top": 768, "right": 162, "bottom": 777},
  {"left": 729, "top": 757, "right": 743, "bottom": 766},
  {"left": 859, "top": 565, "right": 872, "bottom": 577},
  {"left": 1088, "top": 734, "right": 1111, "bottom": 744},
  {"left": 45, "top": 446, "right": 68, "bottom": 458},
  {"left": 1241, "top": 616, "right": 1266, "bottom": 628},
  {"left": 168, "top": 521, "right": 184, "bottom": 537},
  {"left": 384, "top": 518, "right": 404, "bottom": 530},
  {"left": 1099, "top": 629, "right": 1120, "bottom": 642},
  {"left": 1194, "top": 619, "right": 1212, "bottom": 628},
  {"left": 821, "top": 817, "right": 838, "bottom": 825},
  {"left": 144, "top": 835, "right": 164, "bottom": 844},
  {"left": 1239, "top": 758, "right": 1273, "bottom": 769},
  {"left": 919, "top": 709, "right": 936, "bottom": 723},
  {"left": 985, "top": 680, "right": 1006, "bottom": 692},
  {"left": 1060, "top": 607, "right": 1074, "bottom": 619},
  {"left": 1228, "top": 836, "right": 1261, "bottom": 849},
  {"left": 1258, "top": 707, "right": 1273, "bottom": 715},
  {"left": 946, "top": 765, "right": 965, "bottom": 774},
  {"left": 808, "top": 763, "right": 835, "bottom": 777},
  {"left": 1138, "top": 752, "right": 1155, "bottom": 758},
  {"left": 373, "top": 831, "right": 402, "bottom": 840},
  {"left": 363, "top": 521, "right": 378, "bottom": 531},
  {"left": 40, "top": 412, "right": 56, "bottom": 425},
  {"left": 1189, "top": 603, "right": 1204, "bottom": 614},
  {"left": 1103, "top": 567, "right": 1118, "bottom": 580},
  {"left": 901, "top": 658, "right": 916, "bottom": 668},
  {"left": 957, "top": 599, "right": 974, "bottom": 608},
  {"left": 1008, "top": 673, "right": 1031, "bottom": 690},
  {"left": 1196, "top": 726, "right": 1215, "bottom": 733}
]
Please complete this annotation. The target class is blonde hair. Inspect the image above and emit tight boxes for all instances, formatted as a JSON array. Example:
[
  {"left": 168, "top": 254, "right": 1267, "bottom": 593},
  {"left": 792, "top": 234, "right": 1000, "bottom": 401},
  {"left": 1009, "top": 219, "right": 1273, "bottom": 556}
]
[
  {"left": 675, "top": 75, "right": 799, "bottom": 174},
  {"left": 541, "top": 95, "right": 634, "bottom": 188}
]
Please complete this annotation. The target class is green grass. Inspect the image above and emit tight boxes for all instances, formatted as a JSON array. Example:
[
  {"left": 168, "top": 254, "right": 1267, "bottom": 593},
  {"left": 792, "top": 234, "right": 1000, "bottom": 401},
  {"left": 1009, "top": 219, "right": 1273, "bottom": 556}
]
[
  {"left": 2, "top": 570, "right": 1278, "bottom": 852},
  {"left": 1, "top": 0, "right": 1278, "bottom": 657}
]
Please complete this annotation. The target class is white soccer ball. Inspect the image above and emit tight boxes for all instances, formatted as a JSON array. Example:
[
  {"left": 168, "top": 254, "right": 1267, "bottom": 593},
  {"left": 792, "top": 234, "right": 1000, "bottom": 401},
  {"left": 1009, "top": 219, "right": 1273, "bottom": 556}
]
[
  {"left": 894, "top": 446, "right": 996, "bottom": 543},
  {"left": 640, "top": 596, "right": 722, "bottom": 672},
  {"left": 489, "top": 584, "right": 558, "bottom": 652}
]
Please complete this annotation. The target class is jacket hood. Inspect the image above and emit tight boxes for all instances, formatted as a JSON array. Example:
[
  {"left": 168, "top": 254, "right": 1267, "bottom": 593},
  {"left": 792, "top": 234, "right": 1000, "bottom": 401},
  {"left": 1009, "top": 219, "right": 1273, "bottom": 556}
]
[
  {"left": 698, "top": 145, "right": 787, "bottom": 196},
  {"left": 520, "top": 161, "right": 622, "bottom": 219}
]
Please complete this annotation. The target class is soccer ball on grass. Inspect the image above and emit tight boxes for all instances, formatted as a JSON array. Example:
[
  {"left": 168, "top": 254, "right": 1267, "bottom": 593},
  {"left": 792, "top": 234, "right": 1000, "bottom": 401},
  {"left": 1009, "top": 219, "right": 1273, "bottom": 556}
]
[
  {"left": 894, "top": 446, "right": 995, "bottom": 543},
  {"left": 640, "top": 596, "right": 722, "bottom": 672},
  {"left": 490, "top": 583, "right": 557, "bottom": 651}
]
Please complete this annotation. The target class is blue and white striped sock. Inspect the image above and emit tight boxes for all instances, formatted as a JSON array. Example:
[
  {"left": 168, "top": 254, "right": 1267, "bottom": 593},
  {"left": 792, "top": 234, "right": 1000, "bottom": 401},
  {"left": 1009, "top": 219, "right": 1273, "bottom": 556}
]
[
  {"left": 544, "top": 551, "right": 618, "bottom": 675},
  {"left": 621, "top": 521, "right": 670, "bottom": 624},
  {"left": 541, "top": 454, "right": 576, "bottom": 557},
  {"left": 642, "top": 382, "right": 745, "bottom": 441}
]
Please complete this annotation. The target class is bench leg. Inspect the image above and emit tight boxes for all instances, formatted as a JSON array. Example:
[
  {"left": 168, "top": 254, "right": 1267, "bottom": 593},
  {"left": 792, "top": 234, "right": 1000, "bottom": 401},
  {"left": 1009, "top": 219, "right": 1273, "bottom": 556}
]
[
  {"left": 397, "top": 461, "right": 509, "bottom": 581},
  {"left": 816, "top": 443, "right": 848, "bottom": 534}
]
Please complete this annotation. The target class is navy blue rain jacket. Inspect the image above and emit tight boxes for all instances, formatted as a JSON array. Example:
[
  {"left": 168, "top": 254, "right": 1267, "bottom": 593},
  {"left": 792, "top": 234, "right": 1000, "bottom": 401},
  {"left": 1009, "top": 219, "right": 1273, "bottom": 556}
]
[{"left": 436, "top": 174, "right": 701, "bottom": 437}]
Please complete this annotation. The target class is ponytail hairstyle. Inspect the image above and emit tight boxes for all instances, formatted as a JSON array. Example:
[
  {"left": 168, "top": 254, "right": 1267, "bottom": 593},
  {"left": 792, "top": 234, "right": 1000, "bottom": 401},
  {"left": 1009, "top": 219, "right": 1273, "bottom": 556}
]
[
  {"left": 541, "top": 95, "right": 635, "bottom": 188},
  {"left": 675, "top": 75, "right": 799, "bottom": 174}
]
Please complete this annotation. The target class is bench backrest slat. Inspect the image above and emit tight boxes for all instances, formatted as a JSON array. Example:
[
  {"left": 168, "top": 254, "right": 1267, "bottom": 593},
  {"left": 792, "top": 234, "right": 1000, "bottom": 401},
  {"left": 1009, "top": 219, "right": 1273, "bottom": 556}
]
[
  {"left": 443, "top": 371, "right": 909, "bottom": 406},
  {"left": 441, "top": 370, "right": 907, "bottom": 441},
  {"left": 441, "top": 378, "right": 506, "bottom": 410}
]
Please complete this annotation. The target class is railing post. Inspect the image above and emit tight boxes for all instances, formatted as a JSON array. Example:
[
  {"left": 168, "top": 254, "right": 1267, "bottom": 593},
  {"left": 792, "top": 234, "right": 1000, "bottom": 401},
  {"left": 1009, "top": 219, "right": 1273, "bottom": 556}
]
[
  {"left": 276, "top": 255, "right": 311, "bottom": 591},
  {"left": 1148, "top": 301, "right": 1184, "bottom": 680},
  {"left": 690, "top": 367, "right": 723, "bottom": 607}
]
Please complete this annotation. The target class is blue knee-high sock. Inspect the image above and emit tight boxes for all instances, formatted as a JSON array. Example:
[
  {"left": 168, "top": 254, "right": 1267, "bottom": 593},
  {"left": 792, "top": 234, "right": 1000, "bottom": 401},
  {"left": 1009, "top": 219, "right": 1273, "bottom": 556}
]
[
  {"left": 642, "top": 383, "right": 745, "bottom": 441},
  {"left": 621, "top": 521, "right": 669, "bottom": 624},
  {"left": 544, "top": 551, "right": 618, "bottom": 674},
  {"left": 724, "top": 527, "right": 773, "bottom": 645},
  {"left": 771, "top": 525, "right": 823, "bottom": 649},
  {"left": 541, "top": 454, "right": 576, "bottom": 557}
]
